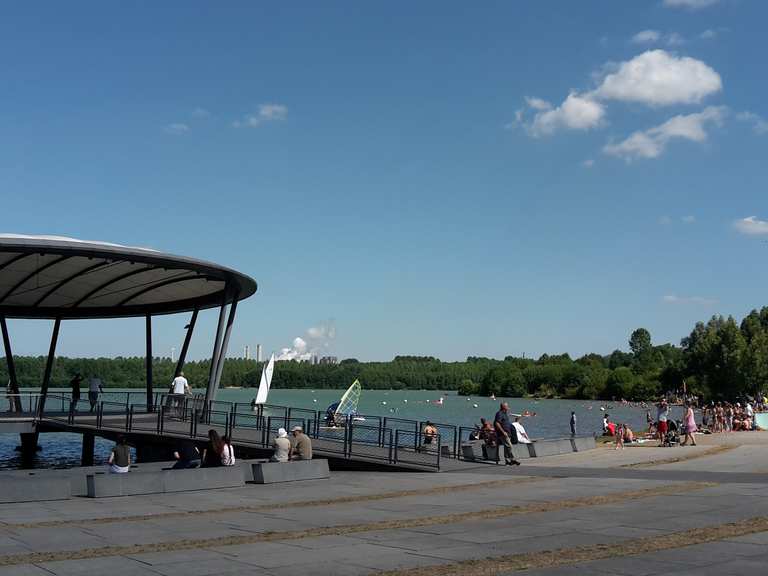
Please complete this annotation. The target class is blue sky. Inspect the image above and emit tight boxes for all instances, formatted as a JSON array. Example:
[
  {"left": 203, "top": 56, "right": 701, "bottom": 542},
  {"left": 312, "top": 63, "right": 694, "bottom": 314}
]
[{"left": 1, "top": 0, "right": 767, "bottom": 364}]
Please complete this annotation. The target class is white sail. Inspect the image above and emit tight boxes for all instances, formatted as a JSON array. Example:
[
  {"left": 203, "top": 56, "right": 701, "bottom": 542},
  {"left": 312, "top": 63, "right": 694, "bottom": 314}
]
[
  {"left": 335, "top": 379, "right": 362, "bottom": 417},
  {"left": 254, "top": 354, "right": 275, "bottom": 404}
]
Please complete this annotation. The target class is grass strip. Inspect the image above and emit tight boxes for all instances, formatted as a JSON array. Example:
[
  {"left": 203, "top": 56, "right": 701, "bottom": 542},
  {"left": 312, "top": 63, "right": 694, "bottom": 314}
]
[
  {"left": 621, "top": 444, "right": 734, "bottom": 469},
  {"left": 6, "top": 477, "right": 545, "bottom": 529},
  {"left": 0, "top": 481, "right": 713, "bottom": 566},
  {"left": 373, "top": 515, "right": 768, "bottom": 576}
]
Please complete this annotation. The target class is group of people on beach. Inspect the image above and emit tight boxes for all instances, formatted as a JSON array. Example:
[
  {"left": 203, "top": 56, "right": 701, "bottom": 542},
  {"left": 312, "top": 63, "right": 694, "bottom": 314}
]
[{"left": 701, "top": 401, "right": 755, "bottom": 432}]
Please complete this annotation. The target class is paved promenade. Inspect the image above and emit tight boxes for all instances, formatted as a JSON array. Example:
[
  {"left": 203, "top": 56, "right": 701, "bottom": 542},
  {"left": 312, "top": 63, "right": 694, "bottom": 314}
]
[{"left": 1, "top": 434, "right": 767, "bottom": 575}]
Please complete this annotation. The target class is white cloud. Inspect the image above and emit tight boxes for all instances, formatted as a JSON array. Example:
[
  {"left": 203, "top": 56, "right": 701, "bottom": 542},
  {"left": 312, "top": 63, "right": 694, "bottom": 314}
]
[
  {"left": 582, "top": 159, "right": 595, "bottom": 168},
  {"left": 525, "top": 97, "right": 552, "bottom": 111},
  {"left": 659, "top": 215, "right": 673, "bottom": 225},
  {"left": 528, "top": 92, "right": 606, "bottom": 137},
  {"left": 192, "top": 107, "right": 210, "bottom": 118},
  {"left": 663, "top": 0, "right": 719, "bottom": 9},
  {"left": 736, "top": 111, "right": 768, "bottom": 135},
  {"left": 700, "top": 29, "right": 717, "bottom": 39},
  {"left": 734, "top": 216, "right": 768, "bottom": 236},
  {"left": 681, "top": 215, "right": 696, "bottom": 223},
  {"left": 632, "top": 30, "right": 661, "bottom": 44},
  {"left": 666, "top": 32, "right": 685, "bottom": 46},
  {"left": 233, "top": 103, "right": 288, "bottom": 128},
  {"left": 164, "top": 123, "right": 189, "bottom": 135},
  {"left": 595, "top": 50, "right": 721, "bottom": 107},
  {"left": 632, "top": 30, "right": 684, "bottom": 46},
  {"left": 663, "top": 294, "right": 718, "bottom": 305},
  {"left": 603, "top": 106, "right": 725, "bottom": 160}
]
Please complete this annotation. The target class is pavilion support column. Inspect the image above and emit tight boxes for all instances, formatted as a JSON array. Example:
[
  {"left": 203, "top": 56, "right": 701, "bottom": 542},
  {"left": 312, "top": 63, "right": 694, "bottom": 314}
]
[
  {"left": 81, "top": 432, "right": 95, "bottom": 466},
  {"left": 212, "top": 293, "right": 239, "bottom": 398},
  {"left": 145, "top": 314, "right": 153, "bottom": 412},
  {"left": 38, "top": 317, "right": 61, "bottom": 415},
  {"left": 0, "top": 315, "right": 22, "bottom": 413},
  {"left": 174, "top": 308, "right": 198, "bottom": 377},
  {"left": 204, "top": 290, "right": 229, "bottom": 410}
]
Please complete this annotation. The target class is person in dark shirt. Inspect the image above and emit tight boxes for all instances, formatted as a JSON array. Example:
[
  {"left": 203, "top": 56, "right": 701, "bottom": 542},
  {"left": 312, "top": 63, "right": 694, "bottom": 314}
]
[
  {"left": 570, "top": 411, "right": 577, "bottom": 437},
  {"left": 108, "top": 435, "right": 131, "bottom": 473},
  {"left": 494, "top": 402, "right": 521, "bottom": 466},
  {"left": 172, "top": 441, "right": 201, "bottom": 469},
  {"left": 69, "top": 373, "right": 83, "bottom": 404}
]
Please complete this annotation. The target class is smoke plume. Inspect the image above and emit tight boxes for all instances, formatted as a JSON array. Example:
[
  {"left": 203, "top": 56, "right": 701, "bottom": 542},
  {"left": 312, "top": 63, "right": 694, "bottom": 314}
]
[{"left": 277, "top": 320, "right": 336, "bottom": 361}]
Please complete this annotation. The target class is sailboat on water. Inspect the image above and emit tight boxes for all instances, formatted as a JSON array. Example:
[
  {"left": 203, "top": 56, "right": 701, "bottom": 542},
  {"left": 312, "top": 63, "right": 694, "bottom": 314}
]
[
  {"left": 251, "top": 354, "right": 275, "bottom": 408},
  {"left": 324, "top": 379, "right": 364, "bottom": 426}
]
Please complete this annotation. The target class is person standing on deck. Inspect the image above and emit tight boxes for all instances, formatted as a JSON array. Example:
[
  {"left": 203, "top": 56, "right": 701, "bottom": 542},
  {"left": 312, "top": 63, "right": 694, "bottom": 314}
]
[
  {"left": 88, "top": 376, "right": 103, "bottom": 413},
  {"left": 494, "top": 402, "right": 521, "bottom": 466},
  {"left": 69, "top": 373, "right": 83, "bottom": 406}
]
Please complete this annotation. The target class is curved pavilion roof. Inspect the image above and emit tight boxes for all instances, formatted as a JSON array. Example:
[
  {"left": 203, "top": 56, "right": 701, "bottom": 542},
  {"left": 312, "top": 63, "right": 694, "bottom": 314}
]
[{"left": 0, "top": 235, "right": 257, "bottom": 319}]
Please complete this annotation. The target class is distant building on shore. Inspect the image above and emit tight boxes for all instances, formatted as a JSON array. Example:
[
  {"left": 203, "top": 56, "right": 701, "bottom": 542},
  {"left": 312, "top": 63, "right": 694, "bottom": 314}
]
[{"left": 319, "top": 356, "right": 338, "bottom": 365}]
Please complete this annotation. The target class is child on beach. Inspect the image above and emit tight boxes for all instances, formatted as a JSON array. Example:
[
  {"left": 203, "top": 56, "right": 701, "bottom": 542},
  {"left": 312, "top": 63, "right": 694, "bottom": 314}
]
[{"left": 614, "top": 424, "right": 625, "bottom": 450}]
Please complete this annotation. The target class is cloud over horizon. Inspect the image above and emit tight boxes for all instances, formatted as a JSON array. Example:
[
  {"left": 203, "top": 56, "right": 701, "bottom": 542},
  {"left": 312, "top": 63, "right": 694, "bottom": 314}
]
[
  {"left": 233, "top": 103, "right": 288, "bottom": 128},
  {"left": 734, "top": 216, "right": 768, "bottom": 236}
]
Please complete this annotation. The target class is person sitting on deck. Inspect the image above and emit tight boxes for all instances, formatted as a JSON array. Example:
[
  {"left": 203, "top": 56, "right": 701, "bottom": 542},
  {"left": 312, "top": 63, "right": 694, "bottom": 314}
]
[
  {"left": 512, "top": 417, "right": 532, "bottom": 444},
  {"left": 108, "top": 435, "right": 131, "bottom": 473},
  {"left": 270, "top": 427, "right": 291, "bottom": 462},
  {"left": 202, "top": 429, "right": 224, "bottom": 467},
  {"left": 423, "top": 421, "right": 438, "bottom": 447},
  {"left": 172, "top": 440, "right": 201, "bottom": 469},
  {"left": 290, "top": 426, "right": 313, "bottom": 460}
]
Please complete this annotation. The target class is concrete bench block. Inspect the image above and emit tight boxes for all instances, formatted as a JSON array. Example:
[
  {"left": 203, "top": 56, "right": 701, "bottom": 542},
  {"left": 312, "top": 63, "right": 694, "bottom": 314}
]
[
  {"left": 528, "top": 439, "right": 574, "bottom": 457},
  {"left": 0, "top": 476, "right": 71, "bottom": 503},
  {"left": 86, "top": 465, "right": 245, "bottom": 497},
  {"left": 251, "top": 459, "right": 330, "bottom": 484},
  {"left": 571, "top": 436, "right": 596, "bottom": 452},
  {"left": 460, "top": 441, "right": 485, "bottom": 461}
]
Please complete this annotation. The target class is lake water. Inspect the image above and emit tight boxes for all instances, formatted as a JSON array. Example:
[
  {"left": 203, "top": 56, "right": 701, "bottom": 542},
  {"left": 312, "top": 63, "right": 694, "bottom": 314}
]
[{"left": 0, "top": 388, "right": 684, "bottom": 470}]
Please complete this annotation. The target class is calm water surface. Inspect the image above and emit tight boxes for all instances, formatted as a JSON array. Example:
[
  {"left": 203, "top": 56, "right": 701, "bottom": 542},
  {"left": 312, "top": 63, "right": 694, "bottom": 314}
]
[{"left": 1, "top": 388, "right": 686, "bottom": 470}]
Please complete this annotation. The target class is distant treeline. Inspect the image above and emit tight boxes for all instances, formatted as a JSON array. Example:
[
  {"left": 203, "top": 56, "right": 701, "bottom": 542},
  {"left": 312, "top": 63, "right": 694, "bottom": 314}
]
[{"left": 3, "top": 307, "right": 768, "bottom": 401}]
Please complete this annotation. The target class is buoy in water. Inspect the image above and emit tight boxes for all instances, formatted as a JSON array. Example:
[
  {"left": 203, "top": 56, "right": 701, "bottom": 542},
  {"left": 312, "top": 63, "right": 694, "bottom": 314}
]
[
  {"left": 382, "top": 401, "right": 387, "bottom": 405},
  {"left": 473, "top": 403, "right": 478, "bottom": 408}
]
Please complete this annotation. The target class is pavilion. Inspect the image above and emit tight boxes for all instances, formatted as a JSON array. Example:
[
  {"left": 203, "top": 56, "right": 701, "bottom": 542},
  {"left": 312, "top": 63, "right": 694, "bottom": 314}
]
[{"left": 0, "top": 234, "right": 257, "bottom": 413}]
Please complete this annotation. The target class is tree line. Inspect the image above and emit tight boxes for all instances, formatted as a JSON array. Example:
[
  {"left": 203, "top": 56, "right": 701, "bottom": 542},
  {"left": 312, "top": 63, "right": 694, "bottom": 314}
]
[{"left": 2, "top": 307, "right": 767, "bottom": 401}]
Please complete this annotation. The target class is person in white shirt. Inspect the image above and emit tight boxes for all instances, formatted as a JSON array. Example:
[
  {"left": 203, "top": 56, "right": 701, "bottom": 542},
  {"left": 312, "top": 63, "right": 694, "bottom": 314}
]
[
  {"left": 88, "top": 377, "right": 103, "bottom": 413},
  {"left": 270, "top": 428, "right": 291, "bottom": 462},
  {"left": 512, "top": 417, "right": 532, "bottom": 444},
  {"left": 221, "top": 435, "right": 236, "bottom": 466},
  {"left": 171, "top": 372, "right": 190, "bottom": 395}
]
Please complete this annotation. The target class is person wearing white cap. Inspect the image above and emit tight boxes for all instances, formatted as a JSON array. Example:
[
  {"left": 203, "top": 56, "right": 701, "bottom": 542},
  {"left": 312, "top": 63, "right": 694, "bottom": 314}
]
[
  {"left": 270, "top": 427, "right": 291, "bottom": 462},
  {"left": 290, "top": 425, "right": 313, "bottom": 460}
]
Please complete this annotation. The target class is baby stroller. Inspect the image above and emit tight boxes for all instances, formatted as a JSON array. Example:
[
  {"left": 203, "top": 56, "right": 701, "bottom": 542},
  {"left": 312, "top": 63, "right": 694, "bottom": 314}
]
[{"left": 662, "top": 419, "right": 680, "bottom": 447}]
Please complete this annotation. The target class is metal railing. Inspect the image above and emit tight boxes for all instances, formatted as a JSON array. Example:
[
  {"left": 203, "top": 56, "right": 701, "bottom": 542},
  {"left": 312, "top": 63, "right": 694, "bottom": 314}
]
[{"left": 28, "top": 395, "right": 447, "bottom": 470}]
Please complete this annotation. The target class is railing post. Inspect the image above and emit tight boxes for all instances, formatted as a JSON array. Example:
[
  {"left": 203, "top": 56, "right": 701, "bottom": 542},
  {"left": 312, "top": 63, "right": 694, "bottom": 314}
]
[
  {"left": 393, "top": 430, "right": 399, "bottom": 464},
  {"left": 68, "top": 400, "right": 75, "bottom": 425},
  {"left": 126, "top": 406, "right": 133, "bottom": 432},
  {"left": 437, "top": 434, "right": 442, "bottom": 470},
  {"left": 346, "top": 421, "right": 353, "bottom": 458}
]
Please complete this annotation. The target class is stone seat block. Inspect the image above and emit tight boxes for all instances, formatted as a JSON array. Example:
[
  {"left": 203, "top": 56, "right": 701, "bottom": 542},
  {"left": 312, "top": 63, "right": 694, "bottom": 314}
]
[
  {"left": 571, "top": 436, "right": 596, "bottom": 452},
  {"left": 86, "top": 465, "right": 245, "bottom": 498},
  {"left": 528, "top": 438, "right": 574, "bottom": 457},
  {"left": 251, "top": 459, "right": 330, "bottom": 484},
  {"left": 0, "top": 476, "right": 71, "bottom": 503}
]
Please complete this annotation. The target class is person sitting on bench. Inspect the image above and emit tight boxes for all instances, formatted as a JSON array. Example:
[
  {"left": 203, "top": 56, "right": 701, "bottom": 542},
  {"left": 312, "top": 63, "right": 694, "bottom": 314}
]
[
  {"left": 108, "top": 435, "right": 131, "bottom": 474},
  {"left": 172, "top": 440, "right": 200, "bottom": 469}
]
